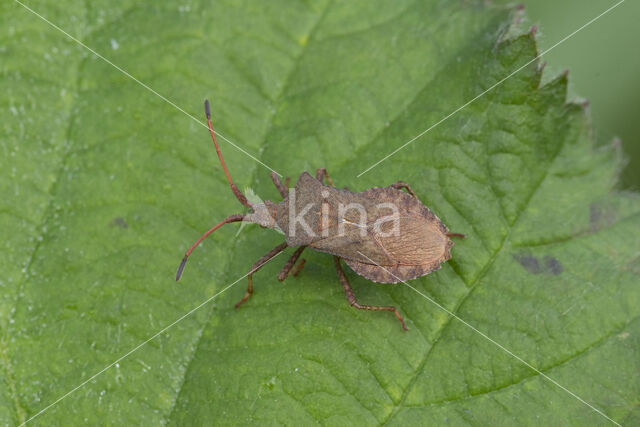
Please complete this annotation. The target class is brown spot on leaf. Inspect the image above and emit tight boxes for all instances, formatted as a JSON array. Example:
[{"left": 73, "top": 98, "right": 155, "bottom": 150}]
[
  {"left": 514, "top": 253, "right": 563, "bottom": 275},
  {"left": 110, "top": 217, "right": 128, "bottom": 229},
  {"left": 543, "top": 256, "right": 563, "bottom": 275},
  {"left": 513, "top": 254, "right": 541, "bottom": 274}
]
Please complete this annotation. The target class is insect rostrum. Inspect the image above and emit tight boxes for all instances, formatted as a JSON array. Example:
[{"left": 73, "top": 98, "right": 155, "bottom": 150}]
[{"left": 176, "top": 100, "right": 464, "bottom": 331}]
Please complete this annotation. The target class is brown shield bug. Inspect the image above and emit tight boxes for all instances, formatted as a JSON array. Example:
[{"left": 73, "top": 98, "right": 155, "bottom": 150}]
[{"left": 176, "top": 100, "right": 464, "bottom": 331}]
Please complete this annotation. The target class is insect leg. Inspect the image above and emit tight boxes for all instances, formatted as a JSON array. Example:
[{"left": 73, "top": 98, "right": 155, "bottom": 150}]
[
  {"left": 315, "top": 168, "right": 335, "bottom": 187},
  {"left": 235, "top": 242, "right": 289, "bottom": 309},
  {"left": 333, "top": 256, "right": 408, "bottom": 331},
  {"left": 270, "top": 171, "right": 289, "bottom": 198},
  {"left": 277, "top": 246, "right": 306, "bottom": 281},
  {"left": 291, "top": 259, "right": 306, "bottom": 277},
  {"left": 389, "top": 181, "right": 418, "bottom": 198}
]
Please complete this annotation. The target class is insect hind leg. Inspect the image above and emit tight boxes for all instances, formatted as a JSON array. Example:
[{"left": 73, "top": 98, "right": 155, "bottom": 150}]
[{"left": 333, "top": 256, "right": 408, "bottom": 331}]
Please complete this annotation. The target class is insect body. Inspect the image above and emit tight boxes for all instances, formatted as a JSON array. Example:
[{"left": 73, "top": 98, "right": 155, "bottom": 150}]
[{"left": 176, "top": 100, "right": 463, "bottom": 331}]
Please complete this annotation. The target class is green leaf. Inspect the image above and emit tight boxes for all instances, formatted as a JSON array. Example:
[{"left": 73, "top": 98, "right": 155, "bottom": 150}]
[{"left": 2, "top": 1, "right": 639, "bottom": 425}]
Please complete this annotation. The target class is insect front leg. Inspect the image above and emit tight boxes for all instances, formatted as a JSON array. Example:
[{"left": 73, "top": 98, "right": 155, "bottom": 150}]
[
  {"left": 333, "top": 256, "right": 408, "bottom": 331},
  {"left": 315, "top": 168, "right": 335, "bottom": 187},
  {"left": 277, "top": 246, "right": 306, "bottom": 281},
  {"left": 389, "top": 181, "right": 418, "bottom": 198},
  {"left": 235, "top": 242, "right": 288, "bottom": 309},
  {"left": 270, "top": 171, "right": 289, "bottom": 198}
]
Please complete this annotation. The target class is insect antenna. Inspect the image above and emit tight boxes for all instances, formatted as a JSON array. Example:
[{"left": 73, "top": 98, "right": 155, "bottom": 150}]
[
  {"left": 204, "top": 99, "right": 251, "bottom": 209},
  {"left": 176, "top": 213, "right": 245, "bottom": 281}
]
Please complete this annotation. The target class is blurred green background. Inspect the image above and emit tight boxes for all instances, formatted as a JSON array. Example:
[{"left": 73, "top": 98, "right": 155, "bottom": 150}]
[{"left": 496, "top": 0, "right": 639, "bottom": 190}]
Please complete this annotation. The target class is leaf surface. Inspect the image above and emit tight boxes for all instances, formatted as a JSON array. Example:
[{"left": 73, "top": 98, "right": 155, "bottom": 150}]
[{"left": 1, "top": 1, "right": 639, "bottom": 425}]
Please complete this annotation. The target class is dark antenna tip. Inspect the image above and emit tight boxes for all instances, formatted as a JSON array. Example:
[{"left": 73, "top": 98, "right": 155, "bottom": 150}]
[
  {"left": 176, "top": 256, "right": 188, "bottom": 281},
  {"left": 204, "top": 99, "right": 211, "bottom": 120}
]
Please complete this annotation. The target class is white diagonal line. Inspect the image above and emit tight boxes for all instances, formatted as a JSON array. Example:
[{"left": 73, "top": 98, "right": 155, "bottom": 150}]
[
  {"left": 13, "top": 0, "right": 282, "bottom": 177},
  {"left": 357, "top": 0, "right": 625, "bottom": 177},
  {"left": 356, "top": 251, "right": 621, "bottom": 426},
  {"left": 19, "top": 251, "right": 283, "bottom": 426}
]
